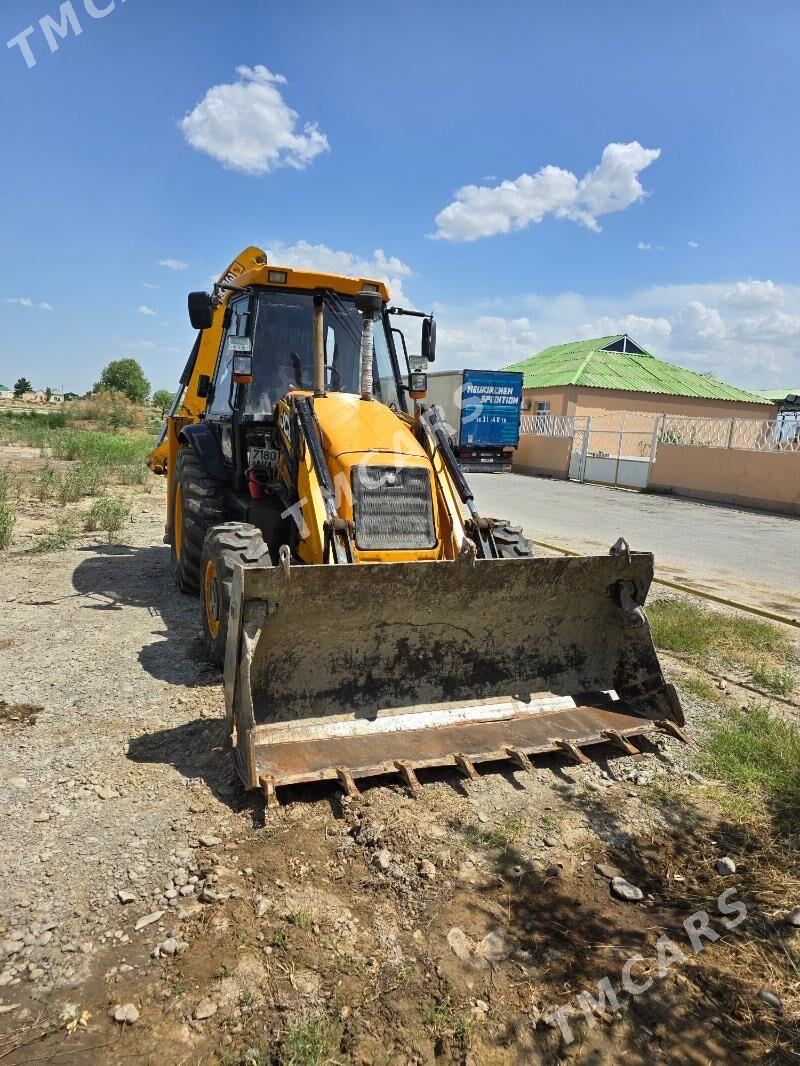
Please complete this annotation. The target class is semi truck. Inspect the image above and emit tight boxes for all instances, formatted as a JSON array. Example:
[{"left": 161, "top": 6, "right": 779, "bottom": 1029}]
[{"left": 425, "top": 368, "right": 524, "bottom": 472}]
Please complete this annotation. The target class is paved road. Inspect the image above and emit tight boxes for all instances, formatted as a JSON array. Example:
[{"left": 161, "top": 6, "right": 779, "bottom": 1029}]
[{"left": 469, "top": 472, "right": 800, "bottom": 620}]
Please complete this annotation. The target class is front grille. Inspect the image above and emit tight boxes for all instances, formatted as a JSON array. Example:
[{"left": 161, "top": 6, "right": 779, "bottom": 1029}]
[{"left": 352, "top": 465, "right": 436, "bottom": 551}]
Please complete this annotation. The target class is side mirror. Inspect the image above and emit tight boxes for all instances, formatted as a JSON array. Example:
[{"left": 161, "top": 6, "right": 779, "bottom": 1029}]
[
  {"left": 422, "top": 317, "right": 436, "bottom": 362},
  {"left": 196, "top": 374, "right": 211, "bottom": 399},
  {"left": 188, "top": 291, "right": 214, "bottom": 331},
  {"left": 408, "top": 372, "right": 427, "bottom": 399}
]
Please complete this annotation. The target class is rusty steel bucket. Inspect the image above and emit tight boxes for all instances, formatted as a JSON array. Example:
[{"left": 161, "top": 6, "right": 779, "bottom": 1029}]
[{"left": 223, "top": 546, "right": 684, "bottom": 806}]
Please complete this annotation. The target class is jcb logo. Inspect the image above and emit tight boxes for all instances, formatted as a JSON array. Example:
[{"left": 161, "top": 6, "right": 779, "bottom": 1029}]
[{"left": 279, "top": 409, "right": 292, "bottom": 448}]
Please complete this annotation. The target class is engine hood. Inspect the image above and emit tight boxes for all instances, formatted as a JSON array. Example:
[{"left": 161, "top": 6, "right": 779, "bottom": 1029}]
[{"left": 311, "top": 392, "right": 427, "bottom": 462}]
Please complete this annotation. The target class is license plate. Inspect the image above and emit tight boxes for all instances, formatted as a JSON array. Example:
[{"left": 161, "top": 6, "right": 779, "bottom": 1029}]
[{"left": 248, "top": 447, "right": 279, "bottom": 476}]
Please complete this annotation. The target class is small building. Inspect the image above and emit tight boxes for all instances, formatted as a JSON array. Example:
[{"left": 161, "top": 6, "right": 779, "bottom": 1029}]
[
  {"left": 20, "top": 388, "right": 63, "bottom": 404},
  {"left": 505, "top": 334, "right": 774, "bottom": 421},
  {"left": 0, "top": 384, "right": 13, "bottom": 401}
]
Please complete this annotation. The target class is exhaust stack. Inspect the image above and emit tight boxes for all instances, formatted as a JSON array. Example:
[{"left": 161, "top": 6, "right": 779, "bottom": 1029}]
[{"left": 355, "top": 290, "right": 384, "bottom": 401}]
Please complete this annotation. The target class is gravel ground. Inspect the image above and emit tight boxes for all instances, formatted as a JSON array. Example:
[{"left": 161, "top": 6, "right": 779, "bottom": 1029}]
[{"left": 1, "top": 482, "right": 798, "bottom": 1064}]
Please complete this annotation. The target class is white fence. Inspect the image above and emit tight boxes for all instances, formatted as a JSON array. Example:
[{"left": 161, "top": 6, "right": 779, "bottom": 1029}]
[
  {"left": 517, "top": 409, "right": 800, "bottom": 489},
  {"left": 660, "top": 414, "right": 799, "bottom": 453},
  {"left": 519, "top": 413, "right": 585, "bottom": 437},
  {"left": 520, "top": 411, "right": 799, "bottom": 455}
]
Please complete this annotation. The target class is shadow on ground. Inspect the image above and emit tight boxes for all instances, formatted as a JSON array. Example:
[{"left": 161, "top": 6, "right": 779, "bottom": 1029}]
[
  {"left": 71, "top": 542, "right": 218, "bottom": 685},
  {"left": 439, "top": 778, "right": 799, "bottom": 1064}
]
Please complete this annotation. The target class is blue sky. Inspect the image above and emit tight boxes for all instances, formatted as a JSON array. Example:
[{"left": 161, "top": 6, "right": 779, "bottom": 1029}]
[{"left": 1, "top": 0, "right": 799, "bottom": 394}]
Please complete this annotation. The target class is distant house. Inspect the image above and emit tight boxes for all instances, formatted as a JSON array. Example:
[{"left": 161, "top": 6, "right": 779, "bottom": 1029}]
[
  {"left": 0, "top": 384, "right": 13, "bottom": 401},
  {"left": 752, "top": 387, "right": 800, "bottom": 408},
  {"left": 20, "top": 388, "right": 63, "bottom": 404},
  {"left": 505, "top": 334, "right": 774, "bottom": 421}
]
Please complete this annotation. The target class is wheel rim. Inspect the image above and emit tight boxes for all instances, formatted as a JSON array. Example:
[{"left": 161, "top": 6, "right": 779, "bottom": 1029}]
[
  {"left": 204, "top": 559, "right": 220, "bottom": 639},
  {"left": 174, "top": 483, "right": 183, "bottom": 560}
]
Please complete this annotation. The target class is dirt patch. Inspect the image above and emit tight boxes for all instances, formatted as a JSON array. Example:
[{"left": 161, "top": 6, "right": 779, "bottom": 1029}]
[
  {"left": 0, "top": 701, "right": 42, "bottom": 730},
  {"left": 0, "top": 486, "right": 798, "bottom": 1064}
]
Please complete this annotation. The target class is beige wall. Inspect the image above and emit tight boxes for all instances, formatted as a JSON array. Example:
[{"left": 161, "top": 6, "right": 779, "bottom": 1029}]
[
  {"left": 522, "top": 385, "right": 775, "bottom": 422},
  {"left": 650, "top": 445, "right": 800, "bottom": 515},
  {"left": 522, "top": 387, "right": 572, "bottom": 416},
  {"left": 513, "top": 434, "right": 572, "bottom": 479}
]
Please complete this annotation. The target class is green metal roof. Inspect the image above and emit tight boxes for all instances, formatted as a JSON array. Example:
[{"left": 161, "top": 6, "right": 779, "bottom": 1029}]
[
  {"left": 0, "top": 385, "right": 11, "bottom": 391},
  {"left": 504, "top": 335, "right": 768, "bottom": 403},
  {"left": 751, "top": 387, "right": 799, "bottom": 402}
]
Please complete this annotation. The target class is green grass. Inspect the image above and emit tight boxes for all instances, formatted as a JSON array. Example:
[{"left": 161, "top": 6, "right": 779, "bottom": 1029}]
[
  {"left": 423, "top": 996, "right": 473, "bottom": 1040},
  {"left": 277, "top": 1014, "right": 338, "bottom": 1066},
  {"left": 35, "top": 464, "right": 59, "bottom": 501},
  {"left": 463, "top": 814, "right": 526, "bottom": 851},
  {"left": 750, "top": 663, "right": 795, "bottom": 697},
  {"left": 0, "top": 412, "right": 152, "bottom": 472},
  {"left": 649, "top": 600, "right": 797, "bottom": 699},
  {"left": 683, "top": 676, "right": 724, "bottom": 702},
  {"left": 700, "top": 703, "right": 800, "bottom": 830},
  {"left": 83, "top": 496, "right": 130, "bottom": 538},
  {"left": 0, "top": 471, "right": 15, "bottom": 549},
  {"left": 288, "top": 909, "right": 312, "bottom": 930},
  {"left": 57, "top": 463, "right": 96, "bottom": 504},
  {"left": 648, "top": 599, "right": 792, "bottom": 662},
  {"left": 29, "top": 512, "right": 80, "bottom": 554}
]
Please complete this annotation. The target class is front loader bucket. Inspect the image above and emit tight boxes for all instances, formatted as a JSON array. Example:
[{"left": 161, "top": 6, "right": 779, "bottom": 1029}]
[{"left": 224, "top": 548, "right": 684, "bottom": 806}]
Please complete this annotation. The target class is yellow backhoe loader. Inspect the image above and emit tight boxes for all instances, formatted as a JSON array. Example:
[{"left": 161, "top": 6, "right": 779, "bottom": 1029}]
[{"left": 149, "top": 246, "right": 685, "bottom": 808}]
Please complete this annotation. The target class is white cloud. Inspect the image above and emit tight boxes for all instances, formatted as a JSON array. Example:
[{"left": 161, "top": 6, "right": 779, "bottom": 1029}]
[
  {"left": 180, "top": 65, "right": 329, "bottom": 175},
  {"left": 266, "top": 240, "right": 414, "bottom": 306},
  {"left": 579, "top": 314, "right": 672, "bottom": 344},
  {"left": 6, "top": 297, "right": 53, "bottom": 311},
  {"left": 637, "top": 241, "right": 652, "bottom": 250},
  {"left": 437, "top": 315, "right": 538, "bottom": 365},
  {"left": 159, "top": 258, "right": 189, "bottom": 271},
  {"left": 430, "top": 280, "right": 800, "bottom": 389},
  {"left": 136, "top": 305, "right": 158, "bottom": 317},
  {"left": 688, "top": 240, "right": 699, "bottom": 248},
  {"left": 142, "top": 282, "right": 159, "bottom": 289},
  {"left": 675, "top": 301, "right": 728, "bottom": 343},
  {"left": 432, "top": 141, "right": 660, "bottom": 241},
  {"left": 722, "top": 278, "right": 783, "bottom": 309}
]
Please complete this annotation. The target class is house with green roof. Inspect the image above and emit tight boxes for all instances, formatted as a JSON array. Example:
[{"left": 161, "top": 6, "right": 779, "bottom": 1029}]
[
  {"left": 504, "top": 335, "right": 775, "bottom": 421},
  {"left": 0, "top": 384, "right": 13, "bottom": 400}
]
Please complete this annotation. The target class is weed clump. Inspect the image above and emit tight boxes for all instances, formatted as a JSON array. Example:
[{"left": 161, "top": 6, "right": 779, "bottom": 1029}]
[
  {"left": 700, "top": 703, "right": 800, "bottom": 830},
  {"left": 84, "top": 496, "right": 130, "bottom": 539}
]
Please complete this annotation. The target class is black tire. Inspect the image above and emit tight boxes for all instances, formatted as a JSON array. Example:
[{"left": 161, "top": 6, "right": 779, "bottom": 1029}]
[
  {"left": 200, "top": 522, "right": 272, "bottom": 667},
  {"left": 170, "top": 448, "right": 225, "bottom": 593},
  {"left": 489, "top": 518, "right": 535, "bottom": 559}
]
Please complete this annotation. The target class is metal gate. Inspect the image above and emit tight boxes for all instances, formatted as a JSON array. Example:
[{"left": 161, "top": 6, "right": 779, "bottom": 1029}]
[{"left": 572, "top": 414, "right": 660, "bottom": 488}]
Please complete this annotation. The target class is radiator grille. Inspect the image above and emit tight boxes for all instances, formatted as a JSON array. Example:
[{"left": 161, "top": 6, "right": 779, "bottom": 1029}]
[{"left": 352, "top": 465, "right": 436, "bottom": 551}]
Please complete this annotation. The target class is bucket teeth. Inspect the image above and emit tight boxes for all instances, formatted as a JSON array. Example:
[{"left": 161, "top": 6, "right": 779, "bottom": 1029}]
[
  {"left": 505, "top": 746, "right": 534, "bottom": 773},
  {"left": 259, "top": 775, "right": 279, "bottom": 809},
  {"left": 335, "top": 767, "right": 361, "bottom": 799},
  {"left": 656, "top": 719, "right": 692, "bottom": 745},
  {"left": 395, "top": 761, "right": 422, "bottom": 796},
  {"left": 552, "top": 738, "right": 591, "bottom": 765},
  {"left": 454, "top": 752, "right": 480, "bottom": 782},
  {"left": 601, "top": 729, "right": 641, "bottom": 757}
]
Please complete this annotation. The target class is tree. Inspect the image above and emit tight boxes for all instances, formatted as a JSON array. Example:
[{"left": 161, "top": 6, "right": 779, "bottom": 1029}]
[
  {"left": 152, "top": 388, "right": 173, "bottom": 418},
  {"left": 13, "top": 377, "right": 31, "bottom": 398},
  {"left": 45, "top": 386, "right": 52, "bottom": 402},
  {"left": 94, "top": 358, "right": 150, "bottom": 405}
]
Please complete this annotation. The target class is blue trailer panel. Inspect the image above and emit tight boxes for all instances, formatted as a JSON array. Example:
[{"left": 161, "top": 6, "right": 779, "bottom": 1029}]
[{"left": 459, "top": 370, "right": 524, "bottom": 449}]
